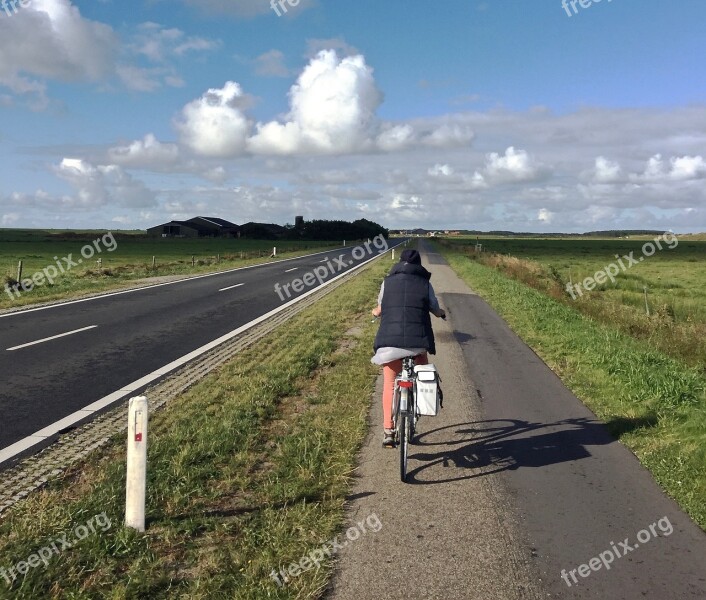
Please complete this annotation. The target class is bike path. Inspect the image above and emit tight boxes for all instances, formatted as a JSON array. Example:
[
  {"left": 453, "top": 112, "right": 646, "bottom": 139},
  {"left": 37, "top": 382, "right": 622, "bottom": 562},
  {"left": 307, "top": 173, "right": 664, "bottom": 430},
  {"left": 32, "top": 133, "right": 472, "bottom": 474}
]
[{"left": 327, "top": 242, "right": 706, "bottom": 599}]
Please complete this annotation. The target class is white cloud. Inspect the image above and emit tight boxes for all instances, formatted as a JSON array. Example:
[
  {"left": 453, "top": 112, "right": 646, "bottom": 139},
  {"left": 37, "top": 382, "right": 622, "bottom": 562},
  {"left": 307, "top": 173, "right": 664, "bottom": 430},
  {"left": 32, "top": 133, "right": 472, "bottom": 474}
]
[
  {"left": 538, "top": 208, "right": 554, "bottom": 223},
  {"left": 421, "top": 123, "right": 474, "bottom": 147},
  {"left": 0, "top": 3, "right": 220, "bottom": 104},
  {"left": 377, "top": 125, "right": 416, "bottom": 152},
  {"left": 390, "top": 194, "right": 425, "bottom": 219},
  {"left": 248, "top": 50, "right": 383, "bottom": 155},
  {"left": 55, "top": 158, "right": 157, "bottom": 208},
  {"left": 669, "top": 155, "right": 706, "bottom": 180},
  {"left": 175, "top": 81, "right": 252, "bottom": 157},
  {"left": 593, "top": 156, "right": 622, "bottom": 183},
  {"left": 0, "top": 0, "right": 117, "bottom": 105},
  {"left": 1, "top": 213, "right": 20, "bottom": 226},
  {"left": 630, "top": 154, "right": 706, "bottom": 182},
  {"left": 108, "top": 134, "right": 180, "bottom": 168},
  {"left": 482, "top": 146, "right": 544, "bottom": 183},
  {"left": 428, "top": 164, "right": 455, "bottom": 177}
]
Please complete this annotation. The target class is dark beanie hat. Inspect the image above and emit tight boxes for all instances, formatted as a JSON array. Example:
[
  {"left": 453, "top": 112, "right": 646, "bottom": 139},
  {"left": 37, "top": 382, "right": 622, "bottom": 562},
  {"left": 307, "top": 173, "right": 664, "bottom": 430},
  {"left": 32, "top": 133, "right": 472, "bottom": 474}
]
[{"left": 400, "top": 249, "right": 422, "bottom": 265}]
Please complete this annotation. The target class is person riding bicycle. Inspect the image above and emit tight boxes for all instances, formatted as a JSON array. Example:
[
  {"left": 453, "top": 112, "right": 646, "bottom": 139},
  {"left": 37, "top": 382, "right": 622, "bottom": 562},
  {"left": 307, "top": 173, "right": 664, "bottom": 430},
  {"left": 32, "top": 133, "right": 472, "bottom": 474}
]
[{"left": 371, "top": 248, "right": 446, "bottom": 447}]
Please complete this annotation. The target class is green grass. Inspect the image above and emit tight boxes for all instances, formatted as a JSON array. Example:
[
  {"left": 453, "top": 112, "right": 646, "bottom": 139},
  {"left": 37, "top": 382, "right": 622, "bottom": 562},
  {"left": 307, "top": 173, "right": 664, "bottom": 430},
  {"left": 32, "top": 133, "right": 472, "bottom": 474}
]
[
  {"left": 438, "top": 236, "right": 706, "bottom": 368},
  {"left": 438, "top": 244, "right": 706, "bottom": 532},
  {"left": 443, "top": 235, "right": 706, "bottom": 322},
  {"left": 0, "top": 229, "right": 339, "bottom": 310},
  {"left": 0, "top": 258, "right": 389, "bottom": 599}
]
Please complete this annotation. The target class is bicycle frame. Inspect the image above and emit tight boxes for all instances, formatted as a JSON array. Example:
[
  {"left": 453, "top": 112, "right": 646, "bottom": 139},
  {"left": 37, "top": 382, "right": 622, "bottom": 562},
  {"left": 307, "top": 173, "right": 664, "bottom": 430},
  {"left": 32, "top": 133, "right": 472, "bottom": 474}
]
[{"left": 392, "top": 356, "right": 419, "bottom": 482}]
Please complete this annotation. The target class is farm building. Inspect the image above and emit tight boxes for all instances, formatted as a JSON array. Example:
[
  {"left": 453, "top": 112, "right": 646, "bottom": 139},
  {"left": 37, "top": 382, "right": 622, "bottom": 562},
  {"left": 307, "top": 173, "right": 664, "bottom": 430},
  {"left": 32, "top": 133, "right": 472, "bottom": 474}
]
[{"left": 148, "top": 217, "right": 240, "bottom": 238}]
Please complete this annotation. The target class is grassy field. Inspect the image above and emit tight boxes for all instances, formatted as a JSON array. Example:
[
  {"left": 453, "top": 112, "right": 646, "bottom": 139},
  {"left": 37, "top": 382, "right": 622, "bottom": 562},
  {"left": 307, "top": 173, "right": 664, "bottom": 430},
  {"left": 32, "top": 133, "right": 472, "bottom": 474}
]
[
  {"left": 438, "top": 235, "right": 706, "bottom": 368},
  {"left": 0, "top": 229, "right": 339, "bottom": 310},
  {"left": 437, "top": 242, "right": 706, "bottom": 532},
  {"left": 0, "top": 255, "right": 389, "bottom": 599}
]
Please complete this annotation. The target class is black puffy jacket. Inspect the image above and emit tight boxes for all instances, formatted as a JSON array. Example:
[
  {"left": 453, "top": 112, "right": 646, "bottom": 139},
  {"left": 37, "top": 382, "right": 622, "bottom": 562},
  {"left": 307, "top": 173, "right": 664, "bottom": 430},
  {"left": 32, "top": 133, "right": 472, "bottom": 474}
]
[{"left": 373, "top": 262, "right": 435, "bottom": 355}]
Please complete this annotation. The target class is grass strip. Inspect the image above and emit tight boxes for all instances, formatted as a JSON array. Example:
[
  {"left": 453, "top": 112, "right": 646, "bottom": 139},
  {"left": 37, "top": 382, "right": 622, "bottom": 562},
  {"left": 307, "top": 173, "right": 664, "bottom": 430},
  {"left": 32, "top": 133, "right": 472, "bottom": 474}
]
[
  {"left": 0, "top": 258, "right": 389, "bottom": 599},
  {"left": 439, "top": 246, "right": 706, "bottom": 531}
]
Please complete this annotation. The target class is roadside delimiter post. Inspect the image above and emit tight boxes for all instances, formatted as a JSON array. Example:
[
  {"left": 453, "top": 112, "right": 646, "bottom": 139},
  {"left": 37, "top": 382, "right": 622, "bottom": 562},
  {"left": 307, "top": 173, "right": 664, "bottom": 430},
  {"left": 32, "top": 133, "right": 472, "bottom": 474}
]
[{"left": 126, "top": 396, "right": 148, "bottom": 532}]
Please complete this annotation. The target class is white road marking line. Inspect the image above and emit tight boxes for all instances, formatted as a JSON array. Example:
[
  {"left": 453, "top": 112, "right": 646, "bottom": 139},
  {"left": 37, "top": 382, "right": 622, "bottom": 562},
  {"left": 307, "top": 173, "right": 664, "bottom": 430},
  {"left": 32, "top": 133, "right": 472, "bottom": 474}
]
[
  {"left": 285, "top": 268, "right": 298, "bottom": 273},
  {"left": 0, "top": 244, "right": 406, "bottom": 466},
  {"left": 7, "top": 325, "right": 98, "bottom": 351},
  {"left": 219, "top": 283, "right": 245, "bottom": 292},
  {"left": 0, "top": 245, "right": 358, "bottom": 320}
]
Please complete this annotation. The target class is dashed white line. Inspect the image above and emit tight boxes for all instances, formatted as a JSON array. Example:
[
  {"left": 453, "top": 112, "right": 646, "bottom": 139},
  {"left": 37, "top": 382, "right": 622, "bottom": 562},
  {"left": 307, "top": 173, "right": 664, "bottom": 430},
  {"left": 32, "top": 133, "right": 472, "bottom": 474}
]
[
  {"left": 0, "top": 242, "right": 411, "bottom": 465},
  {"left": 285, "top": 268, "right": 298, "bottom": 273},
  {"left": 219, "top": 283, "right": 245, "bottom": 292},
  {"left": 7, "top": 325, "right": 98, "bottom": 351}
]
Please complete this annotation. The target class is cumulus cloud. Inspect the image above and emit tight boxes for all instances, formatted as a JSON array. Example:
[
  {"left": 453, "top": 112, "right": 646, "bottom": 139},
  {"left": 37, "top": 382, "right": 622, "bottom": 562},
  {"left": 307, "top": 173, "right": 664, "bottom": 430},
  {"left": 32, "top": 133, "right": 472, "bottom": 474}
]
[
  {"left": 55, "top": 158, "right": 157, "bottom": 208},
  {"left": 538, "top": 208, "right": 554, "bottom": 223},
  {"left": 428, "top": 164, "right": 455, "bottom": 177},
  {"left": 630, "top": 154, "right": 706, "bottom": 182},
  {"left": 390, "top": 194, "right": 425, "bottom": 221},
  {"left": 377, "top": 124, "right": 416, "bottom": 152},
  {"left": 249, "top": 50, "right": 383, "bottom": 155},
  {"left": 481, "top": 146, "right": 545, "bottom": 183},
  {"left": 593, "top": 156, "right": 622, "bottom": 183},
  {"left": 0, "top": 0, "right": 117, "bottom": 106},
  {"left": 421, "top": 123, "right": 474, "bottom": 147},
  {"left": 175, "top": 49, "right": 475, "bottom": 157},
  {"left": 175, "top": 81, "right": 253, "bottom": 157},
  {"left": 0, "top": 2, "right": 221, "bottom": 104},
  {"left": 108, "top": 134, "right": 180, "bottom": 168}
]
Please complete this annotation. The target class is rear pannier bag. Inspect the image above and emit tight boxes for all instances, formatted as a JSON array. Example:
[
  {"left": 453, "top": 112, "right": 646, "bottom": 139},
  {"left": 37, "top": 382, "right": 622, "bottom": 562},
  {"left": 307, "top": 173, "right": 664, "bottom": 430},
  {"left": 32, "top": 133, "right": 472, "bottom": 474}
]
[{"left": 414, "top": 364, "right": 441, "bottom": 416}]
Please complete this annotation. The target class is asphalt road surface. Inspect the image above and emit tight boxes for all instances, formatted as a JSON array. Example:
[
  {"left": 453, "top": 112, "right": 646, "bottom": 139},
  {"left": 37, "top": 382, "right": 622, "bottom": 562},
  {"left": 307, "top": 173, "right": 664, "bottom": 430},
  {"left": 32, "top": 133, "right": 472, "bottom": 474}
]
[
  {"left": 328, "top": 241, "right": 706, "bottom": 600},
  {"left": 1, "top": 241, "right": 401, "bottom": 467}
]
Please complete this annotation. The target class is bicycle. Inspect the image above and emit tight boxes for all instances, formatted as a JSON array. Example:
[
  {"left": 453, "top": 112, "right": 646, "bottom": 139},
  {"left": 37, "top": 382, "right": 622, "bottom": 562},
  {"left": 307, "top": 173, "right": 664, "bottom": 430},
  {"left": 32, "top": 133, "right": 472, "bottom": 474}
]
[{"left": 392, "top": 355, "right": 420, "bottom": 483}]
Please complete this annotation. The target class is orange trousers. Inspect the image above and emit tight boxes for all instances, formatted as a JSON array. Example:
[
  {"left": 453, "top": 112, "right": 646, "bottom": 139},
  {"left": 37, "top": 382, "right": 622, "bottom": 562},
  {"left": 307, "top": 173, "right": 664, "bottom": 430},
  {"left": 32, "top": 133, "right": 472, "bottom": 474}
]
[{"left": 382, "top": 353, "right": 428, "bottom": 429}]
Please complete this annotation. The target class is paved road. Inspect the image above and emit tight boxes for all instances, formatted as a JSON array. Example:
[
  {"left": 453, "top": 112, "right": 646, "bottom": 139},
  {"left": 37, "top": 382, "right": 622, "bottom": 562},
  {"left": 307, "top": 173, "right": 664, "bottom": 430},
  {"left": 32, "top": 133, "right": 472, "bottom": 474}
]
[
  {"left": 328, "top": 242, "right": 706, "bottom": 599},
  {"left": 0, "top": 241, "right": 401, "bottom": 467}
]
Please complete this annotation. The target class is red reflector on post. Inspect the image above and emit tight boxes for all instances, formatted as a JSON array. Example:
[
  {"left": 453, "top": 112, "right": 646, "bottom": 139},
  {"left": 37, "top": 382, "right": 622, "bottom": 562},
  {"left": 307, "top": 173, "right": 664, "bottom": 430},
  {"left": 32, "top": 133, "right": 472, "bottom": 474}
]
[{"left": 399, "top": 381, "right": 413, "bottom": 389}]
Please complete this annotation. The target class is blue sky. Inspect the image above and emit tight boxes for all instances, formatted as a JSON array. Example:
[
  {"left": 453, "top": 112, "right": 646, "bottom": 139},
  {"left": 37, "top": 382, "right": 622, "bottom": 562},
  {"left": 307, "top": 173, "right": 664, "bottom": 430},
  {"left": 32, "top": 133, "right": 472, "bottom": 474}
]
[{"left": 1, "top": 0, "right": 705, "bottom": 232}]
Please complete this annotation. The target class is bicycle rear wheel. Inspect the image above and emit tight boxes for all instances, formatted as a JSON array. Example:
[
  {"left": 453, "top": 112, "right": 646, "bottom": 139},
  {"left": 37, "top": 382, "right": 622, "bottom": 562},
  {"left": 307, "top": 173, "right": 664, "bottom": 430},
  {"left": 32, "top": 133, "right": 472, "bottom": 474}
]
[{"left": 399, "top": 412, "right": 408, "bottom": 482}]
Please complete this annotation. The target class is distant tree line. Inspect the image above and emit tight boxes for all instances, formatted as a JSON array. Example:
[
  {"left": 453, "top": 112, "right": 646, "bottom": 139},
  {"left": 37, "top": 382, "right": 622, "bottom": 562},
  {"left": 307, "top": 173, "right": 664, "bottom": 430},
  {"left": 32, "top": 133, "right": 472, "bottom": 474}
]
[{"left": 286, "top": 218, "right": 388, "bottom": 241}]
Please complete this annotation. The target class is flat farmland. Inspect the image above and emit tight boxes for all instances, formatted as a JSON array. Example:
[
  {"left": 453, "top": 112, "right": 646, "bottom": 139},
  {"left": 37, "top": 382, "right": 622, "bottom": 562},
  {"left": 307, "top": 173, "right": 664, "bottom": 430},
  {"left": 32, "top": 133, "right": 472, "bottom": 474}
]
[
  {"left": 0, "top": 229, "right": 338, "bottom": 310},
  {"left": 439, "top": 235, "right": 706, "bottom": 367}
]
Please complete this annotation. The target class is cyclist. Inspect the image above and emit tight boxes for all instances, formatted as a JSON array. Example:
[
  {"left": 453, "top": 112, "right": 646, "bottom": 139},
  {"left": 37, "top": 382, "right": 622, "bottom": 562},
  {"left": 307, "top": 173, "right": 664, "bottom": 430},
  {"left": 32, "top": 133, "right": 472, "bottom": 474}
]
[{"left": 371, "top": 248, "right": 446, "bottom": 447}]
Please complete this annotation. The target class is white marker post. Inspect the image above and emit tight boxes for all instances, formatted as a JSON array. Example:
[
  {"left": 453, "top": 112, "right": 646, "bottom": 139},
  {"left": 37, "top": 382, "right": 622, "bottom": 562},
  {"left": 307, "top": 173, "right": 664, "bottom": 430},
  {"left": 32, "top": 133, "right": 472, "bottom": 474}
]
[
  {"left": 125, "top": 396, "right": 148, "bottom": 532},
  {"left": 392, "top": 249, "right": 395, "bottom": 261}
]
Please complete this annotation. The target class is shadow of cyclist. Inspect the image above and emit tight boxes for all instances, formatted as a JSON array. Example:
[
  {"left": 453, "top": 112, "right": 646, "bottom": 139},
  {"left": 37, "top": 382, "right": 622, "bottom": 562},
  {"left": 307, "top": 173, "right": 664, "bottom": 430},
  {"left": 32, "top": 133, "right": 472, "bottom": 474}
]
[{"left": 404, "top": 416, "right": 655, "bottom": 485}]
